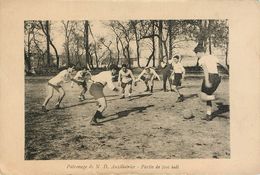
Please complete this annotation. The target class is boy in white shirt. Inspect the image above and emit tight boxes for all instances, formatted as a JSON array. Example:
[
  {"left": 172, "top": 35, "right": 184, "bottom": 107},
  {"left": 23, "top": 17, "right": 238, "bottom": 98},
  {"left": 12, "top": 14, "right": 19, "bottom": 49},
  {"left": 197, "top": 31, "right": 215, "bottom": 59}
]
[
  {"left": 171, "top": 55, "right": 186, "bottom": 102},
  {"left": 194, "top": 44, "right": 221, "bottom": 121},
  {"left": 42, "top": 65, "right": 75, "bottom": 111},
  {"left": 71, "top": 68, "right": 92, "bottom": 101},
  {"left": 88, "top": 64, "right": 119, "bottom": 125},
  {"left": 118, "top": 64, "right": 135, "bottom": 98},
  {"left": 135, "top": 66, "right": 161, "bottom": 93}
]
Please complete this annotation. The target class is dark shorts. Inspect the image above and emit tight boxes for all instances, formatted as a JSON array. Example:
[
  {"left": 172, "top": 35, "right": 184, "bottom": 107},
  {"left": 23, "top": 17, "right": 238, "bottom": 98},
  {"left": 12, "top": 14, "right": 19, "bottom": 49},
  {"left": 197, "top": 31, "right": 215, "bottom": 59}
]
[
  {"left": 121, "top": 80, "right": 132, "bottom": 88},
  {"left": 89, "top": 82, "right": 105, "bottom": 99},
  {"left": 201, "top": 73, "right": 221, "bottom": 95},
  {"left": 48, "top": 82, "right": 61, "bottom": 88},
  {"left": 172, "top": 73, "right": 182, "bottom": 86},
  {"left": 140, "top": 75, "right": 146, "bottom": 81},
  {"left": 80, "top": 80, "right": 87, "bottom": 87}
]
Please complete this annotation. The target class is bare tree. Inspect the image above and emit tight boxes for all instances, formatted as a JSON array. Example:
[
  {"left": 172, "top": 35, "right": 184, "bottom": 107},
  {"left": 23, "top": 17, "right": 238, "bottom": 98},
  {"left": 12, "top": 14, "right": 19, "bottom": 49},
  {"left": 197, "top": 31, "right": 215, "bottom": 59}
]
[
  {"left": 99, "top": 37, "right": 113, "bottom": 67},
  {"left": 89, "top": 24, "right": 99, "bottom": 68},
  {"left": 108, "top": 21, "right": 134, "bottom": 68},
  {"left": 62, "top": 21, "right": 76, "bottom": 65},
  {"left": 39, "top": 21, "right": 60, "bottom": 68}
]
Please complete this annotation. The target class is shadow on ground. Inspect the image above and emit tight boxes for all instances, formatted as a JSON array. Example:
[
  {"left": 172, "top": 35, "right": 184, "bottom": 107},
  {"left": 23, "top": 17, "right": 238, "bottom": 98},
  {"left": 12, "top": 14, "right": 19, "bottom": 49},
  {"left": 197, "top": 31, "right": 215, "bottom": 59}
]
[{"left": 99, "top": 105, "right": 154, "bottom": 124}]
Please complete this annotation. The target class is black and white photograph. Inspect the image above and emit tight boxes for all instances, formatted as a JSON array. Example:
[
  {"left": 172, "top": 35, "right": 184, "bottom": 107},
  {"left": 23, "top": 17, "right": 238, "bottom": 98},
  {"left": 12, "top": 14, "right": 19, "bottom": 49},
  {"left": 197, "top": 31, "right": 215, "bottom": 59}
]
[{"left": 25, "top": 20, "right": 230, "bottom": 160}]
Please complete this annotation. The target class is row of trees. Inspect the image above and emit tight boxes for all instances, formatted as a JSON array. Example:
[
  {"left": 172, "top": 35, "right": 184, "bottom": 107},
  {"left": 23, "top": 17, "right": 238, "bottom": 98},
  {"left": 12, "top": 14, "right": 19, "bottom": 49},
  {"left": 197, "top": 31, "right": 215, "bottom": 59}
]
[{"left": 24, "top": 20, "right": 229, "bottom": 72}]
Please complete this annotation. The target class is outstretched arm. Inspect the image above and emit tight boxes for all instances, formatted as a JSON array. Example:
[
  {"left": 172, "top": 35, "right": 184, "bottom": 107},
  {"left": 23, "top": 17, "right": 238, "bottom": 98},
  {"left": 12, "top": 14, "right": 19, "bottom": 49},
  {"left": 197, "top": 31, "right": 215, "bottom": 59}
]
[
  {"left": 129, "top": 70, "right": 136, "bottom": 81},
  {"left": 152, "top": 69, "right": 161, "bottom": 81},
  {"left": 136, "top": 70, "right": 145, "bottom": 81}
]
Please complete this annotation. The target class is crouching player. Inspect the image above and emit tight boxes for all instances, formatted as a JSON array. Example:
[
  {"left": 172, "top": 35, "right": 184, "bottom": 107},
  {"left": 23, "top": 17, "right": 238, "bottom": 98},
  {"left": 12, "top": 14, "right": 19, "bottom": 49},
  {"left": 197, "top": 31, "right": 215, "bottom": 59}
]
[
  {"left": 194, "top": 44, "right": 221, "bottom": 121},
  {"left": 171, "top": 54, "right": 185, "bottom": 102},
  {"left": 118, "top": 64, "right": 135, "bottom": 98},
  {"left": 71, "top": 68, "right": 92, "bottom": 101},
  {"left": 135, "top": 66, "right": 161, "bottom": 93},
  {"left": 88, "top": 64, "right": 119, "bottom": 125},
  {"left": 42, "top": 64, "right": 75, "bottom": 111}
]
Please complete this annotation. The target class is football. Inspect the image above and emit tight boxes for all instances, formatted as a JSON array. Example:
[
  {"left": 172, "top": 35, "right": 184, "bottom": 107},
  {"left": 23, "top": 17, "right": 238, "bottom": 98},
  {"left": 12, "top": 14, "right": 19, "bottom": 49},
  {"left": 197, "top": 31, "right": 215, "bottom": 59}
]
[{"left": 182, "top": 109, "right": 194, "bottom": 119}]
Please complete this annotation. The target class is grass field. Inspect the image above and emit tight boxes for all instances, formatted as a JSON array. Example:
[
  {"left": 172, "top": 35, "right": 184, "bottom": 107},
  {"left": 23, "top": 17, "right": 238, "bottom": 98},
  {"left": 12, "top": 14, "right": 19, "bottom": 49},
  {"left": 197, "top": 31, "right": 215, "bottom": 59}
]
[{"left": 25, "top": 75, "right": 230, "bottom": 160}]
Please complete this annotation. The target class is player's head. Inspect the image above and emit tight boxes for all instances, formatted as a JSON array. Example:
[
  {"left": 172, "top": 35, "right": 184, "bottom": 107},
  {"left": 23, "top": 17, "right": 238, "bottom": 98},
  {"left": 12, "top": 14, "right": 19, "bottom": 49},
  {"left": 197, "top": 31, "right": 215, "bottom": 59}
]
[
  {"left": 122, "top": 64, "right": 127, "bottom": 72},
  {"left": 145, "top": 66, "right": 151, "bottom": 73},
  {"left": 173, "top": 55, "right": 180, "bottom": 63},
  {"left": 109, "top": 64, "right": 118, "bottom": 75},
  {"left": 67, "top": 64, "right": 75, "bottom": 73},
  {"left": 194, "top": 44, "right": 206, "bottom": 58}
]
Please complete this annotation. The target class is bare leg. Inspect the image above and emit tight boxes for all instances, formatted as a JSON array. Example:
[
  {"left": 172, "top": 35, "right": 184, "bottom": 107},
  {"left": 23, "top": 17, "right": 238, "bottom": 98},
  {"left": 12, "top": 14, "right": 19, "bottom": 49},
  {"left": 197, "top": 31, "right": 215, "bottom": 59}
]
[
  {"left": 90, "top": 97, "right": 107, "bottom": 125},
  {"left": 55, "top": 87, "right": 65, "bottom": 107},
  {"left": 148, "top": 80, "right": 154, "bottom": 93},
  {"left": 144, "top": 80, "right": 150, "bottom": 91},
  {"left": 121, "top": 86, "right": 126, "bottom": 98},
  {"left": 173, "top": 85, "right": 184, "bottom": 102},
  {"left": 128, "top": 84, "right": 132, "bottom": 97},
  {"left": 168, "top": 76, "right": 173, "bottom": 91},
  {"left": 42, "top": 85, "right": 54, "bottom": 107},
  {"left": 172, "top": 85, "right": 181, "bottom": 96},
  {"left": 97, "top": 97, "right": 107, "bottom": 113},
  {"left": 80, "top": 86, "right": 87, "bottom": 100}
]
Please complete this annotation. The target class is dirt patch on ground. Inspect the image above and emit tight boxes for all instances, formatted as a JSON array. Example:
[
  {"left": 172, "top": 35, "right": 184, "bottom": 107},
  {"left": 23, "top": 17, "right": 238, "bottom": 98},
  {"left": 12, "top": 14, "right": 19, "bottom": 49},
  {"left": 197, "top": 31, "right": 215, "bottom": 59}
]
[{"left": 25, "top": 76, "right": 230, "bottom": 160}]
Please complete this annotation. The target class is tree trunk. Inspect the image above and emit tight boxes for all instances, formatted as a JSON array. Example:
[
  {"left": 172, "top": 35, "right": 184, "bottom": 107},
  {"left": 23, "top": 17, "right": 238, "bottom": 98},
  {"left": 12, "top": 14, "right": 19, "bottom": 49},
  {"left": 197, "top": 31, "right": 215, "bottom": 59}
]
[
  {"left": 168, "top": 20, "right": 173, "bottom": 60},
  {"left": 94, "top": 45, "right": 99, "bottom": 68},
  {"left": 46, "top": 21, "right": 51, "bottom": 66},
  {"left": 126, "top": 44, "right": 131, "bottom": 68},
  {"left": 152, "top": 21, "right": 156, "bottom": 67},
  {"left": 39, "top": 21, "right": 59, "bottom": 69},
  {"left": 116, "top": 37, "right": 120, "bottom": 66},
  {"left": 208, "top": 20, "right": 213, "bottom": 54},
  {"left": 84, "top": 21, "right": 90, "bottom": 68},
  {"left": 25, "top": 49, "right": 31, "bottom": 72},
  {"left": 158, "top": 20, "right": 163, "bottom": 66},
  {"left": 132, "top": 22, "right": 141, "bottom": 67},
  {"left": 66, "top": 42, "right": 70, "bottom": 65},
  {"left": 163, "top": 41, "right": 168, "bottom": 59},
  {"left": 26, "top": 31, "right": 32, "bottom": 71},
  {"left": 209, "top": 36, "right": 212, "bottom": 54},
  {"left": 146, "top": 48, "right": 155, "bottom": 67},
  {"left": 49, "top": 41, "right": 59, "bottom": 69},
  {"left": 225, "top": 41, "right": 229, "bottom": 70}
]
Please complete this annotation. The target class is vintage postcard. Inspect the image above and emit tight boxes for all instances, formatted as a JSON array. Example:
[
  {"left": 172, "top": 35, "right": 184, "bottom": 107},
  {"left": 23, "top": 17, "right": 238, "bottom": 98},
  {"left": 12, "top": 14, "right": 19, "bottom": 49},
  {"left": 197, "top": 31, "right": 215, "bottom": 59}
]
[{"left": 0, "top": 0, "right": 260, "bottom": 174}]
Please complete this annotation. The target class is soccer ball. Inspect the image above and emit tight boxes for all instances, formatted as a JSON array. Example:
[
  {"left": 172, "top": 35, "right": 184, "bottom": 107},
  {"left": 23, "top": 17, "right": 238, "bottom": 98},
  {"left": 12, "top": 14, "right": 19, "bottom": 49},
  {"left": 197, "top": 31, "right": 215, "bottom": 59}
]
[{"left": 182, "top": 109, "right": 194, "bottom": 119}]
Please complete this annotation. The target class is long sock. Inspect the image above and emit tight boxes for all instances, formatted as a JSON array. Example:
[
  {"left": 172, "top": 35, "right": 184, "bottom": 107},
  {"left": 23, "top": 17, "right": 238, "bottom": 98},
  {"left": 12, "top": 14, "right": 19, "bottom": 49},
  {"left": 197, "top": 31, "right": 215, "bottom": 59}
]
[{"left": 206, "top": 101, "right": 212, "bottom": 115}]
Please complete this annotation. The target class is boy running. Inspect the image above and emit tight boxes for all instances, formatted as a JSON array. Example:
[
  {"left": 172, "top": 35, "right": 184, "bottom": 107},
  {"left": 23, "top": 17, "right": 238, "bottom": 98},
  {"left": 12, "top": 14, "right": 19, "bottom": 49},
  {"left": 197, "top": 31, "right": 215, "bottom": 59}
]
[
  {"left": 71, "top": 68, "right": 92, "bottom": 101},
  {"left": 118, "top": 64, "right": 135, "bottom": 98},
  {"left": 88, "top": 64, "right": 119, "bottom": 126},
  {"left": 42, "top": 65, "right": 75, "bottom": 111},
  {"left": 194, "top": 44, "right": 221, "bottom": 121},
  {"left": 171, "top": 54, "right": 185, "bottom": 102},
  {"left": 135, "top": 66, "right": 161, "bottom": 93}
]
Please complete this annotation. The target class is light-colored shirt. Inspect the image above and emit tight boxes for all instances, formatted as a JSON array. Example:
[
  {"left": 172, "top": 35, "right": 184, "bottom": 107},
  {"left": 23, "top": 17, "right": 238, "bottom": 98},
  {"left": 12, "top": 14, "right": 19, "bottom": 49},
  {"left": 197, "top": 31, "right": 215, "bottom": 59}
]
[
  {"left": 48, "top": 69, "right": 72, "bottom": 86},
  {"left": 138, "top": 68, "right": 160, "bottom": 80},
  {"left": 73, "top": 70, "right": 84, "bottom": 80},
  {"left": 199, "top": 55, "right": 219, "bottom": 74},
  {"left": 71, "top": 70, "right": 91, "bottom": 86},
  {"left": 91, "top": 71, "right": 115, "bottom": 90},
  {"left": 172, "top": 62, "right": 185, "bottom": 74},
  {"left": 118, "top": 69, "right": 135, "bottom": 83}
]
